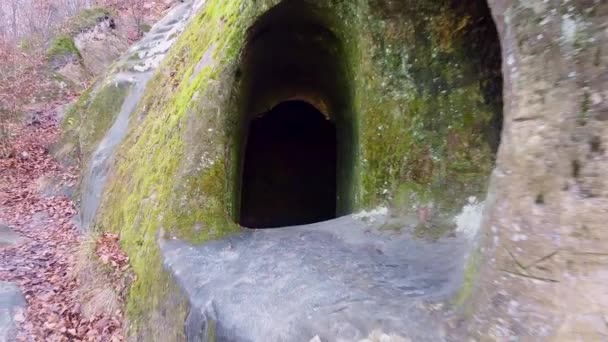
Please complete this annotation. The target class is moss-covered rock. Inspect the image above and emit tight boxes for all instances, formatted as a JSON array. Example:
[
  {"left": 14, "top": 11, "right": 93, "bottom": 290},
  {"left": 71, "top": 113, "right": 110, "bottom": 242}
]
[
  {"left": 47, "top": 6, "right": 126, "bottom": 82},
  {"left": 59, "top": 0, "right": 608, "bottom": 339},
  {"left": 353, "top": 1, "right": 502, "bottom": 216},
  {"left": 47, "top": 7, "right": 113, "bottom": 59},
  {"left": 66, "top": 7, "right": 114, "bottom": 36},
  {"left": 61, "top": 0, "right": 504, "bottom": 338},
  {"left": 47, "top": 35, "right": 81, "bottom": 60},
  {"left": 57, "top": 81, "right": 129, "bottom": 168}
]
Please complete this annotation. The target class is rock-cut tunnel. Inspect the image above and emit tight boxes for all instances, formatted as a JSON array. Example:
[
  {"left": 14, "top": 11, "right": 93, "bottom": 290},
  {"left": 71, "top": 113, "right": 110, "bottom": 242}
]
[
  {"left": 234, "top": 0, "right": 503, "bottom": 230},
  {"left": 236, "top": 2, "right": 357, "bottom": 229}
]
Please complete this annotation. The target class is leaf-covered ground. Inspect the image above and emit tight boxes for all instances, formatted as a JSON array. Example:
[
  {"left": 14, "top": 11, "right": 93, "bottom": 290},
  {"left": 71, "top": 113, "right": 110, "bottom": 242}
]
[
  {"left": 0, "top": 2, "right": 181, "bottom": 340},
  {"left": 0, "top": 101, "right": 129, "bottom": 341}
]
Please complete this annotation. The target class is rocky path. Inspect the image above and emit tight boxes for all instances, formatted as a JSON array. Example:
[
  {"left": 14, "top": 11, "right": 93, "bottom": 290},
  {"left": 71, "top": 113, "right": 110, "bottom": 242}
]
[{"left": 0, "top": 103, "right": 124, "bottom": 341}]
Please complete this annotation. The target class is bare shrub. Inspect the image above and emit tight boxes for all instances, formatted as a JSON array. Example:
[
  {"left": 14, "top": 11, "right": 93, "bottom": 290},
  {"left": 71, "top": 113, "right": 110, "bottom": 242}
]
[
  {"left": 72, "top": 233, "right": 121, "bottom": 319},
  {"left": 0, "top": 0, "right": 94, "bottom": 46},
  {"left": 0, "top": 40, "right": 45, "bottom": 157}
]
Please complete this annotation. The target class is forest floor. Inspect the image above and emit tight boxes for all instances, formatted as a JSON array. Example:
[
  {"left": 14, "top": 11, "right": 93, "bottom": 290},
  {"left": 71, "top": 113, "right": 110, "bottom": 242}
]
[
  {"left": 0, "top": 98, "right": 130, "bottom": 341},
  {"left": 0, "top": 2, "right": 178, "bottom": 340}
]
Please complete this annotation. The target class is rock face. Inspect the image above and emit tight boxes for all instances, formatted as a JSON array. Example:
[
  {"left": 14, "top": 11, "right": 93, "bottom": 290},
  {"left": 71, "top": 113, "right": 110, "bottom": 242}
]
[
  {"left": 74, "top": 18, "right": 129, "bottom": 77},
  {"left": 471, "top": 1, "right": 608, "bottom": 340},
  {"left": 0, "top": 282, "right": 26, "bottom": 342},
  {"left": 50, "top": 8, "right": 130, "bottom": 86},
  {"left": 61, "top": 0, "right": 608, "bottom": 340}
]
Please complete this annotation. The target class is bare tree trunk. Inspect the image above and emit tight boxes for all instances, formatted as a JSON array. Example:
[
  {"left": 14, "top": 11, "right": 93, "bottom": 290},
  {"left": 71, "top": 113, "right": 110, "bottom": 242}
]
[
  {"left": 0, "top": 112, "right": 12, "bottom": 158},
  {"left": 10, "top": 0, "right": 19, "bottom": 42},
  {"left": 131, "top": 0, "right": 146, "bottom": 39},
  {"left": 0, "top": 5, "right": 6, "bottom": 42},
  {"left": 0, "top": 42, "right": 16, "bottom": 158}
]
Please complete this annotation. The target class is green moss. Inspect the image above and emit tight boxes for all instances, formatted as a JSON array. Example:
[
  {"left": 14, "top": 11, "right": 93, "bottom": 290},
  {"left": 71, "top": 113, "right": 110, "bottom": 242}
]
[
  {"left": 47, "top": 35, "right": 80, "bottom": 59},
  {"left": 62, "top": 86, "right": 93, "bottom": 132},
  {"left": 55, "top": 81, "right": 129, "bottom": 173},
  {"left": 53, "top": 87, "right": 92, "bottom": 166},
  {"left": 349, "top": 0, "right": 501, "bottom": 216},
  {"left": 207, "top": 320, "right": 216, "bottom": 341},
  {"left": 121, "top": 241, "right": 188, "bottom": 340},
  {"left": 95, "top": 1, "right": 254, "bottom": 336},
  {"left": 391, "top": 181, "right": 431, "bottom": 213},
  {"left": 139, "top": 23, "right": 152, "bottom": 34},
  {"left": 78, "top": 83, "right": 129, "bottom": 159},
  {"left": 453, "top": 248, "right": 482, "bottom": 312},
  {"left": 413, "top": 221, "right": 455, "bottom": 241}
]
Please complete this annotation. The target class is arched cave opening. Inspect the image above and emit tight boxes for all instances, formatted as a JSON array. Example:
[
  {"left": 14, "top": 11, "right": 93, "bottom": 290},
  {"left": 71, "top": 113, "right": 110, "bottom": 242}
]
[
  {"left": 234, "top": 2, "right": 356, "bottom": 228},
  {"left": 240, "top": 101, "right": 337, "bottom": 228}
]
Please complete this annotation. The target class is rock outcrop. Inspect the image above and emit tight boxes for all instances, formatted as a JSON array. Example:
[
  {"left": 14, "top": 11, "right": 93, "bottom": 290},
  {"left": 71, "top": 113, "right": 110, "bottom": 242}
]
[
  {"left": 60, "top": 0, "right": 608, "bottom": 340},
  {"left": 48, "top": 8, "right": 129, "bottom": 86},
  {"left": 470, "top": 1, "right": 608, "bottom": 340}
]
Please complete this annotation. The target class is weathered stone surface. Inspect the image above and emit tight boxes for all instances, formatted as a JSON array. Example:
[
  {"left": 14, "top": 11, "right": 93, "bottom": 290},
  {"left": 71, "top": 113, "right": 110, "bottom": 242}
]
[
  {"left": 74, "top": 17, "right": 129, "bottom": 77},
  {"left": 162, "top": 214, "right": 470, "bottom": 341},
  {"left": 36, "top": 174, "right": 77, "bottom": 198},
  {"left": 470, "top": 0, "right": 608, "bottom": 340},
  {"left": 57, "top": 61, "right": 89, "bottom": 87},
  {"left": 0, "top": 282, "right": 26, "bottom": 342},
  {"left": 0, "top": 224, "right": 29, "bottom": 248}
]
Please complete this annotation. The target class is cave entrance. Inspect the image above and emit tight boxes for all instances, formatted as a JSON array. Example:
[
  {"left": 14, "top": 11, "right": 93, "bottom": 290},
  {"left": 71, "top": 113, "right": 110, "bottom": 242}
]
[
  {"left": 234, "top": 1, "right": 356, "bottom": 228},
  {"left": 240, "top": 101, "right": 337, "bottom": 228}
]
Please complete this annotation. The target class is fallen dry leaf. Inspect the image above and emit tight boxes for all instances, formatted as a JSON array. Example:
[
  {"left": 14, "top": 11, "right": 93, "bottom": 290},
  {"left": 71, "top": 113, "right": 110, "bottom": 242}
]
[{"left": 0, "top": 98, "right": 125, "bottom": 341}]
